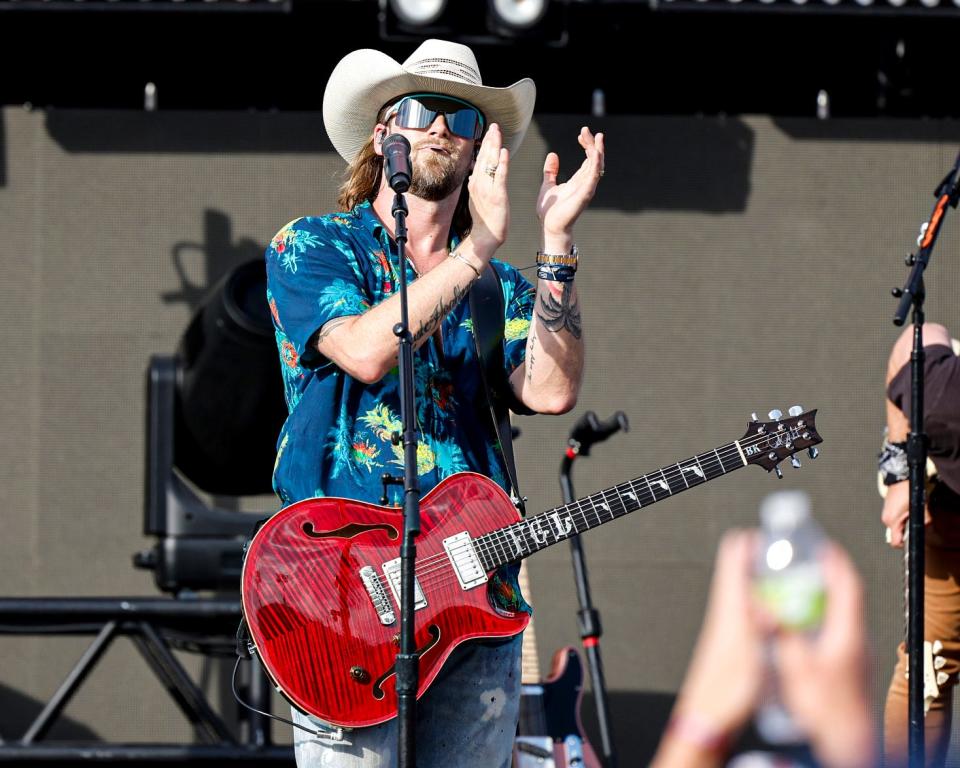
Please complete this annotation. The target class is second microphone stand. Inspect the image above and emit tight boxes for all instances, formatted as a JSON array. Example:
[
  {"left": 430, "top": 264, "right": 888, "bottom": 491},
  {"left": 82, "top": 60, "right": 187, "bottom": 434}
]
[
  {"left": 559, "top": 410, "right": 629, "bottom": 768},
  {"left": 891, "top": 148, "right": 960, "bottom": 767}
]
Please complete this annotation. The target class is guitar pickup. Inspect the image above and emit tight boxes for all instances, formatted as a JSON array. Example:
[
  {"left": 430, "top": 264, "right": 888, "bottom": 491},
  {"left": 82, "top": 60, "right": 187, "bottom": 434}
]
[
  {"left": 382, "top": 558, "right": 428, "bottom": 612},
  {"left": 443, "top": 531, "right": 488, "bottom": 590}
]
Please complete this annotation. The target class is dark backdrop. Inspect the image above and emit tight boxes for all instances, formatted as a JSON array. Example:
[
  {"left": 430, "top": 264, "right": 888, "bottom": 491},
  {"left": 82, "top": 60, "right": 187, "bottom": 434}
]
[{"left": 1, "top": 107, "right": 959, "bottom": 761}]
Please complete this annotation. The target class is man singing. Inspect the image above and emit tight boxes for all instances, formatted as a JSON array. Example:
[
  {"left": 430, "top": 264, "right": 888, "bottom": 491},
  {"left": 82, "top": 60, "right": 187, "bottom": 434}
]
[{"left": 265, "top": 38, "right": 604, "bottom": 767}]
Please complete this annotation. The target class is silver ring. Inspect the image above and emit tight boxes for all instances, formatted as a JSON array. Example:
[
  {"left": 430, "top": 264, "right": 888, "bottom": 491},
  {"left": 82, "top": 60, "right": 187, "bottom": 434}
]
[{"left": 485, "top": 165, "right": 498, "bottom": 178}]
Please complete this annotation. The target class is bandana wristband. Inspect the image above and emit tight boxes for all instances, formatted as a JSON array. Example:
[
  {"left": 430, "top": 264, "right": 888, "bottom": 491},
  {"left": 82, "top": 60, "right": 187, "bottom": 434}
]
[{"left": 878, "top": 437, "right": 909, "bottom": 485}]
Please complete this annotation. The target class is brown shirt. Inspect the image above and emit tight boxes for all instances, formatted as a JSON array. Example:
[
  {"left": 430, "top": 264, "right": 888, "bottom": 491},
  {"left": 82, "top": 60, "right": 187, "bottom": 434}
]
[{"left": 888, "top": 344, "right": 960, "bottom": 496}]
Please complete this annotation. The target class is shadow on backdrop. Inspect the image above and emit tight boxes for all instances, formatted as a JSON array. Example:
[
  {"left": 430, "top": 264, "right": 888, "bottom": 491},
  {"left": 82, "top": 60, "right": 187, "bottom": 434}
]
[
  {"left": 164, "top": 209, "right": 266, "bottom": 317},
  {"left": 44, "top": 110, "right": 331, "bottom": 154},
  {"left": 0, "top": 111, "right": 6, "bottom": 188},
  {"left": 536, "top": 115, "right": 754, "bottom": 214},
  {"left": 773, "top": 118, "right": 960, "bottom": 144},
  {"left": 0, "top": 683, "right": 100, "bottom": 742}
]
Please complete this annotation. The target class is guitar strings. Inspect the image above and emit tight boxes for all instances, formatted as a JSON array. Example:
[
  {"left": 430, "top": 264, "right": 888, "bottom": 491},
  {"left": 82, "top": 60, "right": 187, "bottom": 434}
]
[
  {"left": 369, "top": 428, "right": 808, "bottom": 587},
  {"left": 369, "top": 445, "right": 740, "bottom": 589},
  {"left": 364, "top": 426, "right": 816, "bottom": 592}
]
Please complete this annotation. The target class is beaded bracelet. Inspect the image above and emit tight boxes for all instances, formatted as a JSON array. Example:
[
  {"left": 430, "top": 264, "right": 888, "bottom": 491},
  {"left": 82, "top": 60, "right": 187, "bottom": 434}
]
[{"left": 449, "top": 250, "right": 482, "bottom": 281}]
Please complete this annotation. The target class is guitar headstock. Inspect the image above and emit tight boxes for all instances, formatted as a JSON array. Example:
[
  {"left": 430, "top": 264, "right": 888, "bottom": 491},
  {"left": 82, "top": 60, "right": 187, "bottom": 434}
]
[{"left": 740, "top": 406, "right": 822, "bottom": 477}]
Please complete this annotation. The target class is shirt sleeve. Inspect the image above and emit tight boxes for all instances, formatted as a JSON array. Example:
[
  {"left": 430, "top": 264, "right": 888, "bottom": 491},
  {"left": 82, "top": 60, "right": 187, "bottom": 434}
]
[
  {"left": 494, "top": 260, "right": 536, "bottom": 378},
  {"left": 887, "top": 344, "right": 959, "bottom": 424},
  {"left": 265, "top": 218, "right": 370, "bottom": 370}
]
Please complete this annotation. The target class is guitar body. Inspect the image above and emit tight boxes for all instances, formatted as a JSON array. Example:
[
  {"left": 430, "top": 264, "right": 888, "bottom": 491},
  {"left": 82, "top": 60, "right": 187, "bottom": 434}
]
[
  {"left": 241, "top": 472, "right": 529, "bottom": 728},
  {"left": 516, "top": 647, "right": 602, "bottom": 768},
  {"left": 241, "top": 410, "right": 822, "bottom": 731}
]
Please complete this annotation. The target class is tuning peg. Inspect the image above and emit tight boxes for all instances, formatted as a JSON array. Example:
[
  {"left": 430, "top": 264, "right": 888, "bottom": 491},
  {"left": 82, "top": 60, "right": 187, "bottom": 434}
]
[
  {"left": 934, "top": 640, "right": 944, "bottom": 654},
  {"left": 905, "top": 253, "right": 916, "bottom": 266},
  {"left": 788, "top": 405, "right": 803, "bottom": 417},
  {"left": 938, "top": 671, "right": 949, "bottom": 687},
  {"left": 791, "top": 455, "right": 802, "bottom": 469},
  {"left": 808, "top": 447, "right": 819, "bottom": 460},
  {"left": 936, "top": 656, "right": 947, "bottom": 670},
  {"left": 892, "top": 287, "right": 904, "bottom": 298},
  {"left": 768, "top": 409, "right": 783, "bottom": 421},
  {"left": 774, "top": 465, "right": 783, "bottom": 479},
  {"left": 751, "top": 412, "right": 758, "bottom": 421}
]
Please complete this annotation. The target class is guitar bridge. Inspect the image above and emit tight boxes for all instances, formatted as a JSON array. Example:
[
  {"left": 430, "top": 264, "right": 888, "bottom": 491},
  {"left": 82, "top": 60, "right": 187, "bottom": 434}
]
[{"left": 359, "top": 566, "right": 396, "bottom": 626}]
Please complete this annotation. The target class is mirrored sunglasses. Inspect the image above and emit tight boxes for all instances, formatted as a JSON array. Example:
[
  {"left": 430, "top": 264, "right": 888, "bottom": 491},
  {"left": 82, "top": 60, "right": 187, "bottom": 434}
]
[{"left": 384, "top": 94, "right": 485, "bottom": 140}]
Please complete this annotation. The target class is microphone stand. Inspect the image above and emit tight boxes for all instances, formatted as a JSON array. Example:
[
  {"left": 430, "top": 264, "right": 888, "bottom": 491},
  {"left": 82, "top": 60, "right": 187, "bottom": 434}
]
[
  {"left": 382, "top": 139, "right": 421, "bottom": 768},
  {"left": 891, "top": 148, "right": 960, "bottom": 767},
  {"left": 559, "top": 410, "right": 628, "bottom": 768}
]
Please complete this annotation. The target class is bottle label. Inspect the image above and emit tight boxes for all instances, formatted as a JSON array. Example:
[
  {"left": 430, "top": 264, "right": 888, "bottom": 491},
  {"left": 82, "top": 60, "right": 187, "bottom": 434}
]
[{"left": 756, "top": 565, "right": 825, "bottom": 631}]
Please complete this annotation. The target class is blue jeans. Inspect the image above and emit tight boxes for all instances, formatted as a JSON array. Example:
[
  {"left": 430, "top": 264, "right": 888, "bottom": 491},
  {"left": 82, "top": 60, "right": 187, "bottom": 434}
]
[{"left": 292, "top": 635, "right": 523, "bottom": 768}]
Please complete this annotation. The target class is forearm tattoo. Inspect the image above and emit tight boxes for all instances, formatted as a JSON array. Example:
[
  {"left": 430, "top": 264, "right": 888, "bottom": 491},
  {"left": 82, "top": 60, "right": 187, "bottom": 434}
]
[
  {"left": 526, "top": 325, "right": 537, "bottom": 382},
  {"left": 316, "top": 316, "right": 350, "bottom": 347},
  {"left": 413, "top": 283, "right": 468, "bottom": 344},
  {"left": 536, "top": 283, "right": 582, "bottom": 339}
]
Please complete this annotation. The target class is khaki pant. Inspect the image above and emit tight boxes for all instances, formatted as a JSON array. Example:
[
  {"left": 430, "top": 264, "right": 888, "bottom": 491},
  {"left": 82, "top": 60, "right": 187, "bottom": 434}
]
[{"left": 884, "top": 482, "right": 960, "bottom": 768}]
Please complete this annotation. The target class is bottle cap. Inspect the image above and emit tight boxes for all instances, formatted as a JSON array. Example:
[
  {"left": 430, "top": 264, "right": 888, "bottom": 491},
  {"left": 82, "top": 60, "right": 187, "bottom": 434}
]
[{"left": 760, "top": 490, "right": 811, "bottom": 531}]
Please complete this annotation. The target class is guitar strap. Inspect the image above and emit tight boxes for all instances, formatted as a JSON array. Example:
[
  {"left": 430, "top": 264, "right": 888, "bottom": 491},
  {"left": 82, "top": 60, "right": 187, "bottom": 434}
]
[{"left": 469, "top": 264, "right": 529, "bottom": 517}]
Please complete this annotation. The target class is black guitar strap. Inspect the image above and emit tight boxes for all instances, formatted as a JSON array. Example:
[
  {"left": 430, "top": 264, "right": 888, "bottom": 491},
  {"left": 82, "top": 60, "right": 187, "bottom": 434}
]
[{"left": 469, "top": 264, "right": 527, "bottom": 516}]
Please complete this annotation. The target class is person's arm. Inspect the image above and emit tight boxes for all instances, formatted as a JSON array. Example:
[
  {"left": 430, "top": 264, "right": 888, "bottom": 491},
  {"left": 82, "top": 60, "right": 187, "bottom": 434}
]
[
  {"left": 315, "top": 240, "right": 489, "bottom": 383},
  {"left": 651, "top": 531, "right": 876, "bottom": 768},
  {"left": 650, "top": 531, "right": 765, "bottom": 768},
  {"left": 315, "top": 125, "right": 514, "bottom": 383},
  {"left": 880, "top": 323, "right": 950, "bottom": 546},
  {"left": 509, "top": 127, "right": 603, "bottom": 414}
]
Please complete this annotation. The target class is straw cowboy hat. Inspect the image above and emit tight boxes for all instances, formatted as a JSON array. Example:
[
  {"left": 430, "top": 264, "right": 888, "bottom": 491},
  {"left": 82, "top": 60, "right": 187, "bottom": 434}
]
[{"left": 322, "top": 39, "right": 536, "bottom": 165}]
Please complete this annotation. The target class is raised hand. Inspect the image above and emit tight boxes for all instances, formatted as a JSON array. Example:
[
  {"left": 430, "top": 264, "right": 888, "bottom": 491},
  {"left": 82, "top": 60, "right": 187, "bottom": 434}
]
[
  {"left": 537, "top": 127, "right": 604, "bottom": 240},
  {"left": 466, "top": 123, "right": 510, "bottom": 256}
]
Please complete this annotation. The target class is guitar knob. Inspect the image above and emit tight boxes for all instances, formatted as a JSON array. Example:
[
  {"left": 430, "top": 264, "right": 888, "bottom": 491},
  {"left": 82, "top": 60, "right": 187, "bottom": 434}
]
[
  {"left": 788, "top": 405, "right": 803, "bottom": 417},
  {"left": 774, "top": 465, "right": 784, "bottom": 479},
  {"left": 808, "top": 447, "right": 819, "bottom": 460},
  {"left": 768, "top": 409, "right": 783, "bottom": 421},
  {"left": 791, "top": 455, "right": 802, "bottom": 469}
]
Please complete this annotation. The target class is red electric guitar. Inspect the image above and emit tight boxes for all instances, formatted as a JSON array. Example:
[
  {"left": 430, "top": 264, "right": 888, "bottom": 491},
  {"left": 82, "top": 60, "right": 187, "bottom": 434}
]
[{"left": 241, "top": 409, "right": 822, "bottom": 729}]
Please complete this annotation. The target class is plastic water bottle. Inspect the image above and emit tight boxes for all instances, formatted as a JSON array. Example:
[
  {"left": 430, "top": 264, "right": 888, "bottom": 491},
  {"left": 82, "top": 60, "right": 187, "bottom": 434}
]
[{"left": 753, "top": 489, "right": 826, "bottom": 745}]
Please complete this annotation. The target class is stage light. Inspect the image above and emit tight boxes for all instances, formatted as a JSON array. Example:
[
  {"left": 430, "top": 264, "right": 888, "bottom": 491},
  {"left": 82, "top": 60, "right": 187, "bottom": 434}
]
[
  {"left": 389, "top": 0, "right": 446, "bottom": 25},
  {"left": 136, "top": 259, "right": 288, "bottom": 594},
  {"left": 488, "top": 0, "right": 548, "bottom": 29}
]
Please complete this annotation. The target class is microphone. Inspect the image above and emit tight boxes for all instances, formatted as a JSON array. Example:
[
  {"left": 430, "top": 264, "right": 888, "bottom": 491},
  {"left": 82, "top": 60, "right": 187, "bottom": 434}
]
[{"left": 381, "top": 134, "right": 412, "bottom": 194}]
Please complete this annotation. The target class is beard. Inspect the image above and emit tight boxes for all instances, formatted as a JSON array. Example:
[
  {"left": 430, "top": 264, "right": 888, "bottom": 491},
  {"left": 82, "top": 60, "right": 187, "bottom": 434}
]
[{"left": 409, "top": 143, "right": 469, "bottom": 201}]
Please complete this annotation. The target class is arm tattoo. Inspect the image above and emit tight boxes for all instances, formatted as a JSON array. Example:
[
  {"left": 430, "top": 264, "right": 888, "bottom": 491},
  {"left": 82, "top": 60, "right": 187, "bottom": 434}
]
[
  {"left": 526, "top": 325, "right": 537, "bottom": 382},
  {"left": 536, "top": 283, "right": 582, "bottom": 339},
  {"left": 316, "top": 316, "right": 350, "bottom": 347},
  {"left": 413, "top": 283, "right": 467, "bottom": 344}
]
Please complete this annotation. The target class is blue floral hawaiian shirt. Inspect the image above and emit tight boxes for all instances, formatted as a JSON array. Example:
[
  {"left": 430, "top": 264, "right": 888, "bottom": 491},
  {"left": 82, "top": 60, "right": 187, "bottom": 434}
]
[{"left": 265, "top": 200, "right": 535, "bottom": 613}]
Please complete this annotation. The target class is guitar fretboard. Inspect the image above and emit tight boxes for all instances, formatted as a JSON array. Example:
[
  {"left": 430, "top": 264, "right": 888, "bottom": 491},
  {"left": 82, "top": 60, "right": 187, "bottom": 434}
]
[{"left": 474, "top": 440, "right": 747, "bottom": 572}]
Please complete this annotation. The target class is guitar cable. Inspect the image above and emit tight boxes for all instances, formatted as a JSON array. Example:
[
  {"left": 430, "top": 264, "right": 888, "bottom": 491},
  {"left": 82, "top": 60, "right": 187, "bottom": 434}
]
[{"left": 230, "top": 656, "right": 346, "bottom": 741}]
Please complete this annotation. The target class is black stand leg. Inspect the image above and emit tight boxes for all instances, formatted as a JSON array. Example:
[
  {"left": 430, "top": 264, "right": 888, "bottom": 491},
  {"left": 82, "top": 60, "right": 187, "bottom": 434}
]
[
  {"left": 559, "top": 410, "right": 628, "bottom": 768},
  {"left": 891, "top": 148, "right": 960, "bottom": 766}
]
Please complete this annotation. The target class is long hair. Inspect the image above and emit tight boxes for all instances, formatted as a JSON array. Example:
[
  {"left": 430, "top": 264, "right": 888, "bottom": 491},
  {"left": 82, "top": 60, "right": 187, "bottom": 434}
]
[{"left": 336, "top": 135, "right": 473, "bottom": 240}]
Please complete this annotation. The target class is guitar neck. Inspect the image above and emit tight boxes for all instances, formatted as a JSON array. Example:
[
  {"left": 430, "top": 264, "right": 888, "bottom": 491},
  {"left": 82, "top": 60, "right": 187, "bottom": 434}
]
[
  {"left": 475, "top": 439, "right": 748, "bottom": 572},
  {"left": 517, "top": 563, "right": 542, "bottom": 685}
]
